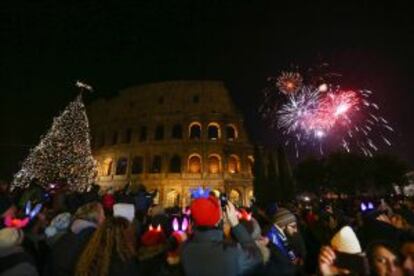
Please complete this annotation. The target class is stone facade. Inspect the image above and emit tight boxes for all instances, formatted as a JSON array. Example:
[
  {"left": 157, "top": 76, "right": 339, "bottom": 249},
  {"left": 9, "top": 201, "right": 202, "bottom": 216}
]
[{"left": 87, "top": 81, "right": 254, "bottom": 207}]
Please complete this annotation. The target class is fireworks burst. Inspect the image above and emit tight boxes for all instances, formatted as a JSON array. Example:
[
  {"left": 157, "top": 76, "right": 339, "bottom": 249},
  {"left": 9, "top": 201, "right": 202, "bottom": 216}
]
[
  {"left": 263, "top": 72, "right": 393, "bottom": 157},
  {"left": 276, "top": 72, "right": 303, "bottom": 95}
]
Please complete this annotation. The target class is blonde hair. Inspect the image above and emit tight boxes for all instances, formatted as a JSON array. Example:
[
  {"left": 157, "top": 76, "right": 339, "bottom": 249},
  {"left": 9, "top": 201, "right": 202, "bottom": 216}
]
[
  {"left": 75, "top": 216, "right": 136, "bottom": 276},
  {"left": 74, "top": 202, "right": 103, "bottom": 224}
]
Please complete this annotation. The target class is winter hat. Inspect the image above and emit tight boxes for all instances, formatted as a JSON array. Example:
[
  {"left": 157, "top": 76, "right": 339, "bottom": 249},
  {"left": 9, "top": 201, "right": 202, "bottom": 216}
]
[
  {"left": 0, "top": 194, "right": 13, "bottom": 215},
  {"left": 102, "top": 193, "right": 115, "bottom": 211},
  {"left": 273, "top": 208, "right": 297, "bottom": 228},
  {"left": 331, "top": 226, "right": 362, "bottom": 254},
  {"left": 0, "top": 228, "right": 23, "bottom": 248},
  {"left": 190, "top": 196, "right": 221, "bottom": 227},
  {"left": 45, "top": 212, "right": 72, "bottom": 237},
  {"left": 113, "top": 203, "right": 135, "bottom": 222}
]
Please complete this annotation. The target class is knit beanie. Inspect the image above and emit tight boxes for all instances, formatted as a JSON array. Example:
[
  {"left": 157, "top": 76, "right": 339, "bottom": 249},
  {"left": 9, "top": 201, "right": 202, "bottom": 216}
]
[
  {"left": 190, "top": 196, "right": 221, "bottom": 227},
  {"left": 273, "top": 208, "right": 297, "bottom": 228}
]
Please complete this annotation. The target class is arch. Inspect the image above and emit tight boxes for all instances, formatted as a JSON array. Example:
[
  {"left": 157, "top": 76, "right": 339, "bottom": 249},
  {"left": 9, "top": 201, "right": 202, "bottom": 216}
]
[
  {"left": 189, "top": 122, "right": 202, "bottom": 139},
  {"left": 188, "top": 154, "right": 202, "bottom": 173},
  {"left": 208, "top": 154, "right": 221, "bottom": 173},
  {"left": 247, "top": 155, "right": 254, "bottom": 174},
  {"left": 172, "top": 124, "right": 183, "bottom": 139},
  {"left": 226, "top": 124, "right": 238, "bottom": 141},
  {"left": 151, "top": 155, "right": 162, "bottom": 173},
  {"left": 169, "top": 154, "right": 182, "bottom": 173},
  {"left": 207, "top": 122, "right": 221, "bottom": 140},
  {"left": 131, "top": 156, "right": 144, "bottom": 174},
  {"left": 229, "top": 189, "right": 242, "bottom": 206},
  {"left": 165, "top": 189, "right": 179, "bottom": 207},
  {"left": 102, "top": 158, "right": 113, "bottom": 176},
  {"left": 247, "top": 189, "right": 254, "bottom": 204},
  {"left": 228, "top": 154, "right": 241, "bottom": 174},
  {"left": 139, "top": 126, "right": 147, "bottom": 142},
  {"left": 124, "top": 128, "right": 132, "bottom": 143},
  {"left": 115, "top": 157, "right": 128, "bottom": 175},
  {"left": 155, "top": 125, "right": 164, "bottom": 140}
]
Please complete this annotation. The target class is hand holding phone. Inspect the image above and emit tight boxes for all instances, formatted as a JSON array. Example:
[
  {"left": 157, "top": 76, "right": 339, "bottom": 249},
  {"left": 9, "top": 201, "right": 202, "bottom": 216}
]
[
  {"left": 334, "top": 251, "right": 370, "bottom": 275},
  {"left": 225, "top": 201, "right": 239, "bottom": 227}
]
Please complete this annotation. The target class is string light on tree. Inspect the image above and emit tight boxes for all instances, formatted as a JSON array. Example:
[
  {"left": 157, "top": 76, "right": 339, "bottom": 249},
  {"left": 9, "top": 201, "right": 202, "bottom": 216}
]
[{"left": 11, "top": 82, "right": 97, "bottom": 192}]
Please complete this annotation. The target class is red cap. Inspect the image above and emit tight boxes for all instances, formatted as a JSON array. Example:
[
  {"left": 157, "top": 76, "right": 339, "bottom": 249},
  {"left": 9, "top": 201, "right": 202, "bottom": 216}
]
[
  {"left": 190, "top": 196, "right": 221, "bottom": 227},
  {"left": 102, "top": 194, "right": 115, "bottom": 210}
]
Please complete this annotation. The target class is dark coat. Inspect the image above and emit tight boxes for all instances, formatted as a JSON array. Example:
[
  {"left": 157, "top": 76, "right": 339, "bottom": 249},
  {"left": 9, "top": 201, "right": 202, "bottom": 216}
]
[
  {"left": 181, "top": 224, "right": 261, "bottom": 276},
  {"left": 0, "top": 246, "right": 38, "bottom": 276},
  {"left": 107, "top": 255, "right": 140, "bottom": 276},
  {"left": 44, "top": 225, "right": 95, "bottom": 276}
]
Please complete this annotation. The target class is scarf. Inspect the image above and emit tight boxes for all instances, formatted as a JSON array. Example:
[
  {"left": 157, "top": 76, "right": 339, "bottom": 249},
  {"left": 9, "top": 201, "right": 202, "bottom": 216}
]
[{"left": 267, "top": 225, "right": 296, "bottom": 262}]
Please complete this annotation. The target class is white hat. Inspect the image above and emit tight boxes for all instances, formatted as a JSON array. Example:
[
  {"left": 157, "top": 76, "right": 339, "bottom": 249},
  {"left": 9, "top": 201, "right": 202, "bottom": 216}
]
[
  {"left": 113, "top": 203, "right": 135, "bottom": 222},
  {"left": 0, "top": 228, "right": 23, "bottom": 248},
  {"left": 331, "top": 226, "right": 362, "bottom": 254}
]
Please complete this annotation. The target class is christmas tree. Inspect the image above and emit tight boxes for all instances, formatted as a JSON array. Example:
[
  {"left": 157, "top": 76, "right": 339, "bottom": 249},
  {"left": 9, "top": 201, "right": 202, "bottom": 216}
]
[{"left": 12, "top": 92, "right": 97, "bottom": 192}]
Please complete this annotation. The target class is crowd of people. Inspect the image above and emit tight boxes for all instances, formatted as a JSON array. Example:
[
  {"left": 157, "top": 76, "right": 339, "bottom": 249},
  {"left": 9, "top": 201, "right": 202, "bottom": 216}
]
[{"left": 1, "top": 181, "right": 414, "bottom": 275}]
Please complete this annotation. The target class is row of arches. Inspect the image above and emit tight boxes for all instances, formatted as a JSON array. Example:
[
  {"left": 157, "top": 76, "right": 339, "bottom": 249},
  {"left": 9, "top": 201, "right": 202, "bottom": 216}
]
[
  {"left": 163, "top": 188, "right": 254, "bottom": 207},
  {"left": 94, "top": 122, "right": 238, "bottom": 148},
  {"left": 99, "top": 153, "right": 254, "bottom": 176}
]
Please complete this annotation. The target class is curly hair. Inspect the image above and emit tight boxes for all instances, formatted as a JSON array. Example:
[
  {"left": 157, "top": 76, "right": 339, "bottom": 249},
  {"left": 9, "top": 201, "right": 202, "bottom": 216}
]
[{"left": 75, "top": 216, "right": 136, "bottom": 276}]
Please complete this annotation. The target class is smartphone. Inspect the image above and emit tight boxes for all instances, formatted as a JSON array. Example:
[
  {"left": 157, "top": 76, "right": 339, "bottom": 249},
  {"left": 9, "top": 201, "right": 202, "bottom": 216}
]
[
  {"left": 335, "top": 251, "right": 370, "bottom": 275},
  {"left": 220, "top": 194, "right": 228, "bottom": 207}
]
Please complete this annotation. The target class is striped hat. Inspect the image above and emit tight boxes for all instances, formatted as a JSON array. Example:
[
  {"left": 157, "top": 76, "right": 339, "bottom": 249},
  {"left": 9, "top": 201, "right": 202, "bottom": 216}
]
[{"left": 273, "top": 208, "right": 296, "bottom": 228}]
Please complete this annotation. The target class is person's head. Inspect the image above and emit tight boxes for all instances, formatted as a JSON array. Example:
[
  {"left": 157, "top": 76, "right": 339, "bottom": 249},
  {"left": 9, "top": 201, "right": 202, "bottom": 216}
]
[
  {"left": 190, "top": 195, "right": 222, "bottom": 229},
  {"left": 273, "top": 208, "right": 298, "bottom": 236},
  {"left": 239, "top": 217, "right": 261, "bottom": 241},
  {"left": 399, "top": 231, "right": 414, "bottom": 275},
  {"left": 74, "top": 202, "right": 105, "bottom": 226},
  {"left": 75, "top": 216, "right": 136, "bottom": 275},
  {"left": 45, "top": 212, "right": 72, "bottom": 238},
  {"left": 0, "top": 228, "right": 24, "bottom": 248},
  {"left": 148, "top": 205, "right": 165, "bottom": 217},
  {"left": 367, "top": 241, "right": 402, "bottom": 276}
]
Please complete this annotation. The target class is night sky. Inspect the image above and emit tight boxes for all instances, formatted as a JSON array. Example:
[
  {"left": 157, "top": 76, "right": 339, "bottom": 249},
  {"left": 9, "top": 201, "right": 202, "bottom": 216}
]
[{"left": 1, "top": 1, "right": 414, "bottom": 180}]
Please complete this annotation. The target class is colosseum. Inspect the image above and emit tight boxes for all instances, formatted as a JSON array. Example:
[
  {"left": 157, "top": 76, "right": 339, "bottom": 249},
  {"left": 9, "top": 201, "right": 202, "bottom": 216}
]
[{"left": 88, "top": 81, "right": 254, "bottom": 207}]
